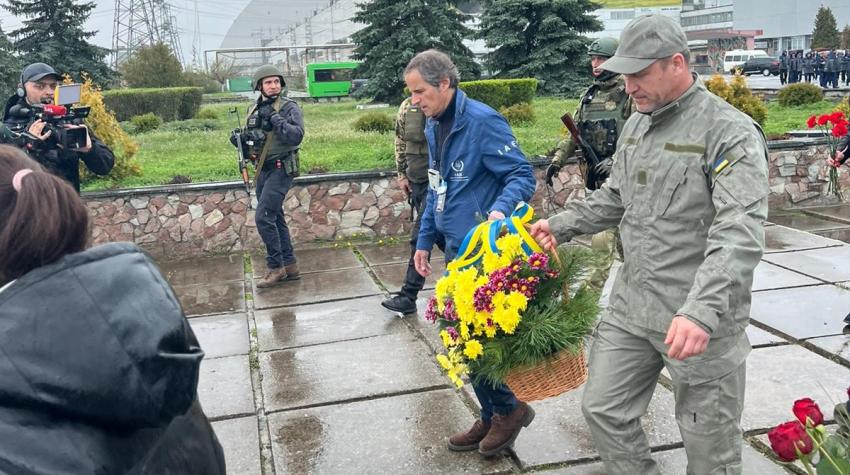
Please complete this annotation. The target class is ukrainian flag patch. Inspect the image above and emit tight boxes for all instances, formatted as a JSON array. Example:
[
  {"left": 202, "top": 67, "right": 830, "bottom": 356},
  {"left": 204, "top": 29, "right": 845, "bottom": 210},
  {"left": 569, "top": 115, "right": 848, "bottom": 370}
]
[{"left": 713, "top": 156, "right": 729, "bottom": 174}]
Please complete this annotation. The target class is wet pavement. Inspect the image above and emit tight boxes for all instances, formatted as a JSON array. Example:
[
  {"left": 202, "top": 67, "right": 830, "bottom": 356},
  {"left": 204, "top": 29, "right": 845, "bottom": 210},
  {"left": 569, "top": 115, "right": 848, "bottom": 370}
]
[{"left": 158, "top": 206, "right": 850, "bottom": 474}]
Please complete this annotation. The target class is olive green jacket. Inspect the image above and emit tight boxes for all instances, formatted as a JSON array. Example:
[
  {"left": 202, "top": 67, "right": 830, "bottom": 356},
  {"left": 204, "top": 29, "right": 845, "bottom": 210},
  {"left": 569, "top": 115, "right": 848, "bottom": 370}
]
[
  {"left": 549, "top": 76, "right": 769, "bottom": 340},
  {"left": 394, "top": 97, "right": 429, "bottom": 183}
]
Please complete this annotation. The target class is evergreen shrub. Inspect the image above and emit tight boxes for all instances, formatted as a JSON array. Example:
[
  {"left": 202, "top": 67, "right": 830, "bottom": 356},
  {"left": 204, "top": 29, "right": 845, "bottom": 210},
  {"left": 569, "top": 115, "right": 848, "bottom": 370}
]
[
  {"left": 130, "top": 113, "right": 162, "bottom": 133},
  {"left": 777, "top": 83, "right": 825, "bottom": 107},
  {"left": 352, "top": 112, "right": 393, "bottom": 133},
  {"left": 705, "top": 74, "right": 768, "bottom": 126},
  {"left": 102, "top": 87, "right": 204, "bottom": 121}
]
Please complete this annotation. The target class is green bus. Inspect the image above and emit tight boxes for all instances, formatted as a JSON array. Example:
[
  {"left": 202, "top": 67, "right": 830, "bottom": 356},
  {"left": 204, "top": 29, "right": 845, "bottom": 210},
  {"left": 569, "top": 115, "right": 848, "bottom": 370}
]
[{"left": 306, "top": 62, "right": 359, "bottom": 98}]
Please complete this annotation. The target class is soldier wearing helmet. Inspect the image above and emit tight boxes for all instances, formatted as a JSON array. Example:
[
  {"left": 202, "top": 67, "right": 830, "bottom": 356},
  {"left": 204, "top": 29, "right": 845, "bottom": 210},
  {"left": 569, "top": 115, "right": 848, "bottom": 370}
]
[
  {"left": 546, "top": 37, "right": 633, "bottom": 288},
  {"left": 546, "top": 37, "right": 632, "bottom": 191},
  {"left": 232, "top": 64, "right": 304, "bottom": 288}
]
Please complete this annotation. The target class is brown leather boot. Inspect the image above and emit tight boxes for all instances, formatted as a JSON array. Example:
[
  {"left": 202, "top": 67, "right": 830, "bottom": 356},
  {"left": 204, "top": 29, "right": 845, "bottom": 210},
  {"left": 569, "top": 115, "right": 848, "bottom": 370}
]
[
  {"left": 257, "top": 267, "right": 286, "bottom": 288},
  {"left": 283, "top": 263, "right": 301, "bottom": 281},
  {"left": 447, "top": 419, "right": 491, "bottom": 452},
  {"left": 478, "top": 401, "right": 535, "bottom": 456}
]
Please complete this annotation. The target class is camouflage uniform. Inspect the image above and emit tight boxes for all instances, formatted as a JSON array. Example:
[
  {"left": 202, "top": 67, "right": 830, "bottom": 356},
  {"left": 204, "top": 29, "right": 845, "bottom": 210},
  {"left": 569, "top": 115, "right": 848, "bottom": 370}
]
[
  {"left": 547, "top": 15, "right": 769, "bottom": 474},
  {"left": 382, "top": 98, "right": 444, "bottom": 314}
]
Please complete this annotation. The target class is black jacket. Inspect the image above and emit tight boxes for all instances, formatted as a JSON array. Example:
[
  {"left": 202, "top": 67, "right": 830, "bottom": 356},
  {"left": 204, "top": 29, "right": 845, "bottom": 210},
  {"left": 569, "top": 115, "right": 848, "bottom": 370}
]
[
  {"left": 0, "top": 243, "right": 225, "bottom": 474},
  {"left": 2, "top": 94, "right": 115, "bottom": 192}
]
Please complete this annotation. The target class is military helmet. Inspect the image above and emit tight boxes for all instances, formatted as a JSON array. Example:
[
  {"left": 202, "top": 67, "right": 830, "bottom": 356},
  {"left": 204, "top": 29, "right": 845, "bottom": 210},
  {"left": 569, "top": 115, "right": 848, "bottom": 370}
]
[
  {"left": 587, "top": 37, "right": 619, "bottom": 58},
  {"left": 253, "top": 64, "right": 285, "bottom": 91}
]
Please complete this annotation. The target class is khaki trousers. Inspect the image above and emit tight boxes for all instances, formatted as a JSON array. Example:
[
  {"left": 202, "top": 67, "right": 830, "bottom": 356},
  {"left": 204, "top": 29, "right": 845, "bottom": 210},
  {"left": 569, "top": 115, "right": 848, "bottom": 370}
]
[{"left": 581, "top": 320, "right": 748, "bottom": 475}]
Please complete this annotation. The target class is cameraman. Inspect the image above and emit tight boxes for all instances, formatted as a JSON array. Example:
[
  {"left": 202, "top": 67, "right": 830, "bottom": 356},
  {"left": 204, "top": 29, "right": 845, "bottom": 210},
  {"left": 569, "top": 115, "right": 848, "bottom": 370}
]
[
  {"left": 2, "top": 63, "right": 114, "bottom": 193},
  {"left": 231, "top": 65, "right": 304, "bottom": 288}
]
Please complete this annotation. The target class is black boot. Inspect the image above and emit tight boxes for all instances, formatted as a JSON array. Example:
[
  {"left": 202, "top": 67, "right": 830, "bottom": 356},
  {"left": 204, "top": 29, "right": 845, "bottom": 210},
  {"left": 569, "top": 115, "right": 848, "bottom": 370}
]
[{"left": 381, "top": 294, "right": 417, "bottom": 314}]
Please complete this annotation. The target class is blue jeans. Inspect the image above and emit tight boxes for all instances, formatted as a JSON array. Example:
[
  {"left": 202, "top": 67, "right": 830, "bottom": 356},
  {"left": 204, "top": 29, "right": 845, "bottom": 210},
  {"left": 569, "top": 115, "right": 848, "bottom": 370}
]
[
  {"left": 255, "top": 165, "right": 295, "bottom": 269},
  {"left": 441, "top": 244, "right": 518, "bottom": 423}
]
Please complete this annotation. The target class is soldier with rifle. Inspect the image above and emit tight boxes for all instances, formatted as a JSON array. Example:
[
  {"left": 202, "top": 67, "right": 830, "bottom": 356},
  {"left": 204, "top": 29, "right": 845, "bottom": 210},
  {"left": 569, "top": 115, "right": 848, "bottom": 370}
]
[
  {"left": 230, "top": 65, "right": 304, "bottom": 288},
  {"left": 545, "top": 37, "right": 633, "bottom": 286}
]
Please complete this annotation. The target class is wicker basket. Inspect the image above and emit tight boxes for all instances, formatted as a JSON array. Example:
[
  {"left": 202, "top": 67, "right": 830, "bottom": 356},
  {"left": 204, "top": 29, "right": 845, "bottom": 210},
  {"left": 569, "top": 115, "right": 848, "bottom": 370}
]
[{"left": 505, "top": 344, "right": 587, "bottom": 402}]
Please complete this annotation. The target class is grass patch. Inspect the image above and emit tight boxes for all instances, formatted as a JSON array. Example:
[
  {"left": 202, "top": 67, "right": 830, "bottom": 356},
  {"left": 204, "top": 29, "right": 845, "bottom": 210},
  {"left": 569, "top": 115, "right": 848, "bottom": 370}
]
[
  {"left": 762, "top": 100, "right": 837, "bottom": 138},
  {"left": 81, "top": 96, "right": 828, "bottom": 191},
  {"left": 83, "top": 98, "right": 577, "bottom": 191}
]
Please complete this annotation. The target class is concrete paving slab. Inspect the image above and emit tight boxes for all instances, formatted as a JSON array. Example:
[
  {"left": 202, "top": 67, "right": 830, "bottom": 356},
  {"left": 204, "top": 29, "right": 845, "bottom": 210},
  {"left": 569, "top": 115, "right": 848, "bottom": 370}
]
[
  {"left": 210, "top": 416, "right": 261, "bottom": 475},
  {"left": 752, "top": 261, "right": 821, "bottom": 292},
  {"left": 198, "top": 355, "right": 255, "bottom": 420},
  {"left": 267, "top": 390, "right": 513, "bottom": 474},
  {"left": 157, "top": 255, "right": 245, "bottom": 286},
  {"left": 746, "top": 325, "right": 790, "bottom": 347},
  {"left": 371, "top": 260, "right": 446, "bottom": 291},
  {"left": 260, "top": 333, "right": 446, "bottom": 412},
  {"left": 762, "top": 246, "right": 850, "bottom": 283},
  {"left": 742, "top": 345, "right": 850, "bottom": 432},
  {"left": 537, "top": 444, "right": 786, "bottom": 474},
  {"left": 358, "top": 242, "right": 444, "bottom": 266},
  {"left": 814, "top": 228, "right": 850, "bottom": 243},
  {"left": 510, "top": 383, "right": 682, "bottom": 469},
  {"left": 173, "top": 282, "right": 245, "bottom": 317},
  {"left": 250, "top": 247, "right": 361, "bottom": 277},
  {"left": 254, "top": 295, "right": 407, "bottom": 352},
  {"left": 764, "top": 225, "right": 844, "bottom": 253},
  {"left": 189, "top": 313, "right": 250, "bottom": 359},
  {"left": 750, "top": 285, "right": 850, "bottom": 339},
  {"left": 807, "top": 334, "right": 850, "bottom": 362},
  {"left": 252, "top": 267, "right": 381, "bottom": 309},
  {"left": 801, "top": 204, "right": 850, "bottom": 225},
  {"left": 766, "top": 214, "right": 848, "bottom": 233}
]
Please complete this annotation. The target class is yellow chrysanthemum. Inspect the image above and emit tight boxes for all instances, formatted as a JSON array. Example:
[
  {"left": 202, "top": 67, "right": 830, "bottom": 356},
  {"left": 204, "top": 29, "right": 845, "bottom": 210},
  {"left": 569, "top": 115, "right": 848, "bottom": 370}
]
[
  {"left": 496, "top": 234, "right": 524, "bottom": 261},
  {"left": 436, "top": 354, "right": 451, "bottom": 370},
  {"left": 463, "top": 339, "right": 484, "bottom": 360},
  {"left": 439, "top": 330, "right": 453, "bottom": 348}
]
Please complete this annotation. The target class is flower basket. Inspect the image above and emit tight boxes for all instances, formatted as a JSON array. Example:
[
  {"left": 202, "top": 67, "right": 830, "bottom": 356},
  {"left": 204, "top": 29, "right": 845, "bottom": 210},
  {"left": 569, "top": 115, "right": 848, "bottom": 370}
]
[
  {"left": 505, "top": 344, "right": 587, "bottom": 402},
  {"left": 428, "top": 203, "right": 601, "bottom": 401}
]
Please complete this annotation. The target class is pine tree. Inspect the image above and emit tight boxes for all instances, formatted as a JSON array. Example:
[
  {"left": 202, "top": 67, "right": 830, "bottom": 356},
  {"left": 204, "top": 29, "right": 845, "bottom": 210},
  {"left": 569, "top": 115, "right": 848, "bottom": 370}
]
[
  {"left": 811, "top": 6, "right": 840, "bottom": 50},
  {"left": 478, "top": 0, "right": 602, "bottom": 96},
  {"left": 841, "top": 24, "right": 850, "bottom": 50},
  {"left": 119, "top": 43, "right": 185, "bottom": 88},
  {"left": 2, "top": 0, "right": 114, "bottom": 85},
  {"left": 0, "top": 24, "right": 21, "bottom": 97},
  {"left": 351, "top": 0, "right": 480, "bottom": 104}
]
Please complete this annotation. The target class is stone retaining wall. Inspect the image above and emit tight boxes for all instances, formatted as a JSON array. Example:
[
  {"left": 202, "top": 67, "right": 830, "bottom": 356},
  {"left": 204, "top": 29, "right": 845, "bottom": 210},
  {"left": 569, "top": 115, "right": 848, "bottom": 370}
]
[{"left": 84, "top": 139, "right": 845, "bottom": 259}]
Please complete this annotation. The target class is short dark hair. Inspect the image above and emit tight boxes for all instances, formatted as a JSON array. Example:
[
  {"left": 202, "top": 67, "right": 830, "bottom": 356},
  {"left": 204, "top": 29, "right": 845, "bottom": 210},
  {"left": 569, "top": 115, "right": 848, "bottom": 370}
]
[
  {"left": 0, "top": 146, "right": 88, "bottom": 283},
  {"left": 404, "top": 49, "right": 460, "bottom": 88}
]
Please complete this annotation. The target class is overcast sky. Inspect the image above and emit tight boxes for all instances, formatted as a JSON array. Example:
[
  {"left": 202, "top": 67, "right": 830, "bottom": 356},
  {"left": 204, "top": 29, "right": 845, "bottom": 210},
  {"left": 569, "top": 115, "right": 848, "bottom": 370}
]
[{"left": 0, "top": 0, "right": 327, "bottom": 63}]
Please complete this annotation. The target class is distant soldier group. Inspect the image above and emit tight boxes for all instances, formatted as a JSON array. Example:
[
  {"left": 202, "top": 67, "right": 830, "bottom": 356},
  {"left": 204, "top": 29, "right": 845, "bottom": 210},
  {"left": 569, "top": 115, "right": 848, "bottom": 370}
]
[{"left": 780, "top": 49, "right": 850, "bottom": 87}]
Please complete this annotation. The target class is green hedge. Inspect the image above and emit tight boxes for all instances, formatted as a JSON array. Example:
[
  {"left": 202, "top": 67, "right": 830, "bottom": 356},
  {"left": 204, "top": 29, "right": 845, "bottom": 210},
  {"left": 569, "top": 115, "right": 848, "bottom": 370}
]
[
  {"left": 102, "top": 87, "right": 204, "bottom": 122},
  {"left": 459, "top": 78, "right": 538, "bottom": 110}
]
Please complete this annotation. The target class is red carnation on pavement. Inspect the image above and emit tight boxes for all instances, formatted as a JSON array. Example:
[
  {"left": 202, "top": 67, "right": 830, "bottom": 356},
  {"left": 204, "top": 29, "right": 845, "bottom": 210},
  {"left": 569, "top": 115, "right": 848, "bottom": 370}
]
[
  {"left": 768, "top": 421, "right": 814, "bottom": 462},
  {"left": 792, "top": 398, "right": 824, "bottom": 426},
  {"left": 818, "top": 114, "right": 830, "bottom": 126},
  {"left": 807, "top": 115, "right": 818, "bottom": 128}
]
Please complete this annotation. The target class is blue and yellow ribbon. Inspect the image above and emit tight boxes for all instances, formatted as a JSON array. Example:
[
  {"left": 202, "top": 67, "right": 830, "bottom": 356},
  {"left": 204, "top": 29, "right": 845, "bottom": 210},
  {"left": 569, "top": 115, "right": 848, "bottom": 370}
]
[{"left": 447, "top": 202, "right": 542, "bottom": 273}]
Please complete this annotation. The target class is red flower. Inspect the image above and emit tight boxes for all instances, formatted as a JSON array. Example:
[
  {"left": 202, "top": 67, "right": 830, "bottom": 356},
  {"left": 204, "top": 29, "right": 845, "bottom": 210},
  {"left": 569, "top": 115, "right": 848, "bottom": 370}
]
[
  {"left": 807, "top": 115, "right": 818, "bottom": 128},
  {"left": 831, "top": 111, "right": 847, "bottom": 124},
  {"left": 792, "top": 398, "right": 824, "bottom": 426},
  {"left": 847, "top": 385, "right": 850, "bottom": 401},
  {"left": 818, "top": 114, "right": 830, "bottom": 126},
  {"left": 768, "top": 421, "right": 814, "bottom": 462},
  {"left": 833, "top": 122, "right": 849, "bottom": 138}
]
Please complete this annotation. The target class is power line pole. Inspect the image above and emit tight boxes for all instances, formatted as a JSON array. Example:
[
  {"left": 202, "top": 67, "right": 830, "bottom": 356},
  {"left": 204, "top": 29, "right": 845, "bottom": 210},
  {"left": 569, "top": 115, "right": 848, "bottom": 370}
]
[
  {"left": 112, "top": 0, "right": 183, "bottom": 68},
  {"left": 192, "top": 0, "right": 202, "bottom": 69}
]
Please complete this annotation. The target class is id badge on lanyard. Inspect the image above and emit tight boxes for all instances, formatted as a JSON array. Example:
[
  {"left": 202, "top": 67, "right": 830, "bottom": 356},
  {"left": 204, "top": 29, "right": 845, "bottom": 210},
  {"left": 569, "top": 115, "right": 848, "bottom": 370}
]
[{"left": 427, "top": 169, "right": 447, "bottom": 213}]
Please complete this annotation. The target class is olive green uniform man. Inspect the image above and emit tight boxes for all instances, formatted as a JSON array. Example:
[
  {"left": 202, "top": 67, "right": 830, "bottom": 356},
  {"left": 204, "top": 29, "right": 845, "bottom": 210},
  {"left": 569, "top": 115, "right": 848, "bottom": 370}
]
[
  {"left": 531, "top": 15, "right": 768, "bottom": 474},
  {"left": 381, "top": 97, "right": 445, "bottom": 314}
]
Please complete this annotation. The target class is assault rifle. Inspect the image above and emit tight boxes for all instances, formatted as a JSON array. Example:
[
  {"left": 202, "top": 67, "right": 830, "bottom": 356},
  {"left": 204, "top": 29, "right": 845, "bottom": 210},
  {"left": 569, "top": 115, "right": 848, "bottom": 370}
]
[
  {"left": 230, "top": 107, "right": 252, "bottom": 209},
  {"left": 560, "top": 112, "right": 602, "bottom": 188}
]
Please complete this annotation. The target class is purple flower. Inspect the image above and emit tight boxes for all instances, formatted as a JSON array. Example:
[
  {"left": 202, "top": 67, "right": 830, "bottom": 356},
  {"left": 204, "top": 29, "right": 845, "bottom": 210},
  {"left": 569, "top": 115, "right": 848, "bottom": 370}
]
[
  {"left": 446, "top": 326, "right": 459, "bottom": 341},
  {"left": 424, "top": 296, "right": 439, "bottom": 322},
  {"left": 528, "top": 253, "right": 549, "bottom": 270},
  {"left": 444, "top": 299, "right": 458, "bottom": 321},
  {"left": 474, "top": 284, "right": 495, "bottom": 312}
]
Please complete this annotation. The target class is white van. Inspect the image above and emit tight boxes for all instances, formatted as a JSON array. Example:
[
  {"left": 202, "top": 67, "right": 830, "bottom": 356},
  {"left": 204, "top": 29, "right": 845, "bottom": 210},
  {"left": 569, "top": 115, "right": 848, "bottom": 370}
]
[{"left": 723, "top": 50, "right": 768, "bottom": 73}]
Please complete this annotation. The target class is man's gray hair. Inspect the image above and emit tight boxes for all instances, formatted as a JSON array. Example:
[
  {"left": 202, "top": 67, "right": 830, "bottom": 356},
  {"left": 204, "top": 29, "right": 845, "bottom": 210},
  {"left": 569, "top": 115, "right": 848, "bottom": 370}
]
[{"left": 404, "top": 49, "right": 460, "bottom": 88}]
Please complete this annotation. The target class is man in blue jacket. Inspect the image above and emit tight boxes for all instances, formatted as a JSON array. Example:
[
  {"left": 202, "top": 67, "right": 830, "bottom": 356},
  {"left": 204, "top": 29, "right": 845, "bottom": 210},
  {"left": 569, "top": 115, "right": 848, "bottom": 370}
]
[{"left": 404, "top": 49, "right": 537, "bottom": 457}]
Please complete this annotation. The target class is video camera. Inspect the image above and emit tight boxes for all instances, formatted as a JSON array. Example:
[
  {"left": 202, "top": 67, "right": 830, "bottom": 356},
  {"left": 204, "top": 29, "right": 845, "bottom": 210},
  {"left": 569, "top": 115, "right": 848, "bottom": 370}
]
[{"left": 7, "top": 83, "right": 91, "bottom": 150}]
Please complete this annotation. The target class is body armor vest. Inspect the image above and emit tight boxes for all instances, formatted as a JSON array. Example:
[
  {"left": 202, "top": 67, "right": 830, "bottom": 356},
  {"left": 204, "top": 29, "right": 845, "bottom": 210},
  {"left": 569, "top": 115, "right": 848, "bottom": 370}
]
[
  {"left": 578, "top": 82, "right": 630, "bottom": 161},
  {"left": 247, "top": 96, "right": 299, "bottom": 161},
  {"left": 402, "top": 104, "right": 429, "bottom": 182}
]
